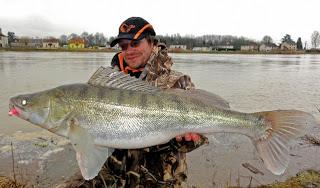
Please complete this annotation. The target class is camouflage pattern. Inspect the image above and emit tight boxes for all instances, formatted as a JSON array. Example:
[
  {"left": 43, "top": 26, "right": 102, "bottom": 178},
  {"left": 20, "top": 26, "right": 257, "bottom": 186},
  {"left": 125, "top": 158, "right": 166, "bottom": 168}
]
[
  {"left": 142, "top": 43, "right": 195, "bottom": 90},
  {"left": 63, "top": 43, "right": 208, "bottom": 188}
]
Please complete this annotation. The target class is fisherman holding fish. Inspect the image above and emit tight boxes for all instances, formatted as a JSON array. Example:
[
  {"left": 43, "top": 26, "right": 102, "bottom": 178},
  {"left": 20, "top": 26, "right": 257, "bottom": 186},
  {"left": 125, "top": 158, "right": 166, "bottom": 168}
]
[
  {"left": 93, "top": 17, "right": 208, "bottom": 187},
  {"left": 8, "top": 17, "right": 317, "bottom": 188}
]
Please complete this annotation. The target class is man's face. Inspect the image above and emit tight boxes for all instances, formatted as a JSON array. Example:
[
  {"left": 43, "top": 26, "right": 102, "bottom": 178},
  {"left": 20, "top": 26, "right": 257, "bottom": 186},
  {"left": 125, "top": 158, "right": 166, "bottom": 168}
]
[{"left": 119, "top": 38, "right": 153, "bottom": 69}]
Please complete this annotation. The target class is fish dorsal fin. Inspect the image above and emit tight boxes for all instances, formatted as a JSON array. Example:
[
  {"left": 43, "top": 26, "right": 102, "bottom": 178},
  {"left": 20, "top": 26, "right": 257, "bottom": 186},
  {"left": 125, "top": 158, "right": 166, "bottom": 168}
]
[
  {"left": 88, "top": 66, "right": 160, "bottom": 93},
  {"left": 67, "top": 117, "right": 113, "bottom": 180}
]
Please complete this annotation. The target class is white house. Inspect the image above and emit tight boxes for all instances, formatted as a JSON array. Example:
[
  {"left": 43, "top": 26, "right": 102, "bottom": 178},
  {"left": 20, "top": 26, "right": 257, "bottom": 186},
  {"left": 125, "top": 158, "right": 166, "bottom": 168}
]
[
  {"left": 213, "top": 45, "right": 235, "bottom": 51},
  {"left": 240, "top": 44, "right": 259, "bottom": 51},
  {"left": 42, "top": 38, "right": 59, "bottom": 48},
  {"left": 0, "top": 29, "right": 9, "bottom": 48},
  {"left": 280, "top": 41, "right": 297, "bottom": 51},
  {"left": 11, "top": 38, "right": 42, "bottom": 48},
  {"left": 169, "top": 45, "right": 187, "bottom": 50},
  {"left": 192, "top": 47, "right": 212, "bottom": 52},
  {"left": 259, "top": 43, "right": 278, "bottom": 52}
]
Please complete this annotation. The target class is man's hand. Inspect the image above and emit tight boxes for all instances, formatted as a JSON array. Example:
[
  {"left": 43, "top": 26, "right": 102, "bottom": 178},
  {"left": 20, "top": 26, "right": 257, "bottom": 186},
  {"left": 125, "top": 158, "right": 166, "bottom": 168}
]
[
  {"left": 176, "top": 133, "right": 200, "bottom": 142},
  {"left": 173, "top": 75, "right": 195, "bottom": 90}
]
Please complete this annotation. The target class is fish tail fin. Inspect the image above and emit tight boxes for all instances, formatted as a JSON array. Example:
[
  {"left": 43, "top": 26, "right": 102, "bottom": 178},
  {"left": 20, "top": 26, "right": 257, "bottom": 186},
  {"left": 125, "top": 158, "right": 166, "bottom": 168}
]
[{"left": 252, "top": 110, "right": 315, "bottom": 175}]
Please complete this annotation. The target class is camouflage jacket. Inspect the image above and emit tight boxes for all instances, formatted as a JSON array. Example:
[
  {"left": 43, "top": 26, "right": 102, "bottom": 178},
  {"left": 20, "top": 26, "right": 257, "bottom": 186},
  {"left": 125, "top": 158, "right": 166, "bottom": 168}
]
[{"left": 69, "top": 43, "right": 208, "bottom": 188}]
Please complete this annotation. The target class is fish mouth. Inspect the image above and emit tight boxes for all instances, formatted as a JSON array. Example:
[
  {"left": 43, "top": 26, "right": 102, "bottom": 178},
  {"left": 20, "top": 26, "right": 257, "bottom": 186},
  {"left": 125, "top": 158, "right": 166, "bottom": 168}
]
[
  {"left": 8, "top": 103, "right": 20, "bottom": 117},
  {"left": 8, "top": 100, "right": 23, "bottom": 117}
]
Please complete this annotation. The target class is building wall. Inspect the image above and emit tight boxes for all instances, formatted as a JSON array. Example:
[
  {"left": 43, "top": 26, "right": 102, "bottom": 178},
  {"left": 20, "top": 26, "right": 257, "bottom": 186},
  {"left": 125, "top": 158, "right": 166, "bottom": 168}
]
[
  {"left": 169, "top": 45, "right": 187, "bottom": 50},
  {"left": 259, "top": 44, "right": 278, "bottom": 52},
  {"left": 10, "top": 38, "right": 42, "bottom": 48},
  {"left": 192, "top": 47, "right": 211, "bottom": 51},
  {"left": 0, "top": 36, "right": 9, "bottom": 48},
  {"left": 69, "top": 43, "right": 85, "bottom": 48},
  {"left": 68, "top": 38, "right": 85, "bottom": 49},
  {"left": 241, "top": 45, "right": 258, "bottom": 51},
  {"left": 11, "top": 42, "right": 42, "bottom": 48},
  {"left": 43, "top": 42, "right": 59, "bottom": 48},
  {"left": 280, "top": 42, "right": 297, "bottom": 51},
  {"left": 213, "top": 45, "right": 235, "bottom": 51}
]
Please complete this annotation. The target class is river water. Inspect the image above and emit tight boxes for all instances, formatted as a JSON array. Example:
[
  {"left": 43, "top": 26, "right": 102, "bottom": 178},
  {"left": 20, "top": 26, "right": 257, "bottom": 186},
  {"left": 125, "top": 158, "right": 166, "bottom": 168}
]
[
  {"left": 1, "top": 52, "right": 319, "bottom": 134},
  {"left": 0, "top": 51, "right": 320, "bottom": 187}
]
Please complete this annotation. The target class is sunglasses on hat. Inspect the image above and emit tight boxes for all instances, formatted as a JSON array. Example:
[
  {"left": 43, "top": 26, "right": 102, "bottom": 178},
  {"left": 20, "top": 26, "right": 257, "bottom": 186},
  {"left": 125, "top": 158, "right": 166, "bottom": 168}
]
[{"left": 119, "top": 39, "right": 143, "bottom": 51}]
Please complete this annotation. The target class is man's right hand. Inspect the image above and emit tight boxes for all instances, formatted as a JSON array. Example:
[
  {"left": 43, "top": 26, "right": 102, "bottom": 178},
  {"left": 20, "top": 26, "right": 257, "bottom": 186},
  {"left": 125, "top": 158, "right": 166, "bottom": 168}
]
[{"left": 175, "top": 133, "right": 200, "bottom": 142}]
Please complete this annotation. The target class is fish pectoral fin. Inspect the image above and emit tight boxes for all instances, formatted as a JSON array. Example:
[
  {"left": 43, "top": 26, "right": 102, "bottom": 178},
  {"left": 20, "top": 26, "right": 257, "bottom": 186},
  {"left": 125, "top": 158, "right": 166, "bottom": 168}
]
[
  {"left": 252, "top": 110, "right": 316, "bottom": 175},
  {"left": 68, "top": 118, "right": 111, "bottom": 180},
  {"left": 74, "top": 144, "right": 111, "bottom": 180}
]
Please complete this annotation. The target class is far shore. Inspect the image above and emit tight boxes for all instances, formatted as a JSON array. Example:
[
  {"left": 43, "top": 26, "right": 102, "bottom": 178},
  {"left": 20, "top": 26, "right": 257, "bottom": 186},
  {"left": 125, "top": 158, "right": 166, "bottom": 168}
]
[{"left": 1, "top": 47, "right": 320, "bottom": 55}]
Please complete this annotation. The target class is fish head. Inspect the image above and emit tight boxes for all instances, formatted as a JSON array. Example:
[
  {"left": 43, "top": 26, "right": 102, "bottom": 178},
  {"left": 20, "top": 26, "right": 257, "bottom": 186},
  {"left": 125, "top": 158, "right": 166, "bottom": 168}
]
[
  {"left": 9, "top": 88, "right": 71, "bottom": 132},
  {"left": 9, "top": 91, "right": 51, "bottom": 126}
]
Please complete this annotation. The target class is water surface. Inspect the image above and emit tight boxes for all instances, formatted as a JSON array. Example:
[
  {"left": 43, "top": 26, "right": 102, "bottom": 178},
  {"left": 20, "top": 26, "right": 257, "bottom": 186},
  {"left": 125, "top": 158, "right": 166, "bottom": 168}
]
[{"left": 1, "top": 52, "right": 319, "bottom": 134}]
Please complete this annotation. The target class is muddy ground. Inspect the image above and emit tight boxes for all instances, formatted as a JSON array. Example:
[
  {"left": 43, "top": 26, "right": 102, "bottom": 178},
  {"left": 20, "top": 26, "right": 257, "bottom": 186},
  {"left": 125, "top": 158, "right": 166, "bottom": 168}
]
[{"left": 0, "top": 124, "right": 319, "bottom": 188}]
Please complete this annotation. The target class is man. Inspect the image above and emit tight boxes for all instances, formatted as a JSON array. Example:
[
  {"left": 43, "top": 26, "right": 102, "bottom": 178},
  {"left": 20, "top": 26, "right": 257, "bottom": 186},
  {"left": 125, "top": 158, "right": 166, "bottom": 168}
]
[
  {"left": 104, "top": 17, "right": 208, "bottom": 188},
  {"left": 65, "top": 17, "right": 208, "bottom": 188}
]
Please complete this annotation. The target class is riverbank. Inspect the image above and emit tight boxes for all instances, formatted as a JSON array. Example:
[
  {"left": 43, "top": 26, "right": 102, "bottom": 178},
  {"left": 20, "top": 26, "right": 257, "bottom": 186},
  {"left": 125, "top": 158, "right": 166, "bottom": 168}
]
[
  {"left": 1, "top": 47, "right": 320, "bottom": 54},
  {"left": 0, "top": 47, "right": 117, "bottom": 53}
]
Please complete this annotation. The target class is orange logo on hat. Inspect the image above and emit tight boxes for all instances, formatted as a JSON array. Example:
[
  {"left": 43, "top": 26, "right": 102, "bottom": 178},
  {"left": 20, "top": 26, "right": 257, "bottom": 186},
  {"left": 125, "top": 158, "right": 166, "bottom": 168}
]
[{"left": 120, "top": 23, "right": 136, "bottom": 33}]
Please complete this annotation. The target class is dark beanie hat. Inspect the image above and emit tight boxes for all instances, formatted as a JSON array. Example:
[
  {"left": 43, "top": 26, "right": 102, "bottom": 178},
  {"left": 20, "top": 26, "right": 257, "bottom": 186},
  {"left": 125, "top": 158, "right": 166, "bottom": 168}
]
[{"left": 110, "top": 17, "right": 156, "bottom": 47}]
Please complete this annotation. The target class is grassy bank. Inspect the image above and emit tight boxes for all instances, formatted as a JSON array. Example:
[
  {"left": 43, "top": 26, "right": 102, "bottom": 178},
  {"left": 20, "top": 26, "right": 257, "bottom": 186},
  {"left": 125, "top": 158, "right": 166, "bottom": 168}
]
[{"left": 230, "top": 170, "right": 320, "bottom": 188}]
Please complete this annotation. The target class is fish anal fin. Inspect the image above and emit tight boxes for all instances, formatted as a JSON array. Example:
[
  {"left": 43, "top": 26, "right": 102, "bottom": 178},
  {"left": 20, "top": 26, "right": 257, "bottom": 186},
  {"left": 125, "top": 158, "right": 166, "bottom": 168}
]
[
  {"left": 252, "top": 110, "right": 316, "bottom": 175},
  {"left": 68, "top": 117, "right": 111, "bottom": 180}
]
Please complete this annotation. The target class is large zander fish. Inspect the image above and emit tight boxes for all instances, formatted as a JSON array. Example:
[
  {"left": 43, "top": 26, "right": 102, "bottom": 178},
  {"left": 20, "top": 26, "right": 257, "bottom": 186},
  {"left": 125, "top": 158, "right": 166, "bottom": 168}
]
[{"left": 8, "top": 67, "right": 316, "bottom": 180}]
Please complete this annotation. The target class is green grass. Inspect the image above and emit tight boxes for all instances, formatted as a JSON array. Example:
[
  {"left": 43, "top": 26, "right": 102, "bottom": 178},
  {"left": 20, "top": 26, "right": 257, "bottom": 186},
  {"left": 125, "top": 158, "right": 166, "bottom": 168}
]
[{"left": 230, "top": 170, "right": 320, "bottom": 188}]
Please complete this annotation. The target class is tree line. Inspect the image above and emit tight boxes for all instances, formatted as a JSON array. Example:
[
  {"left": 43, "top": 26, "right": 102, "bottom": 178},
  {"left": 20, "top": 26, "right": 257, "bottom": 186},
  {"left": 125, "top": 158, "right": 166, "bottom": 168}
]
[
  {"left": 155, "top": 33, "right": 317, "bottom": 50},
  {"left": 4, "top": 29, "right": 320, "bottom": 49},
  {"left": 59, "top": 32, "right": 108, "bottom": 47}
]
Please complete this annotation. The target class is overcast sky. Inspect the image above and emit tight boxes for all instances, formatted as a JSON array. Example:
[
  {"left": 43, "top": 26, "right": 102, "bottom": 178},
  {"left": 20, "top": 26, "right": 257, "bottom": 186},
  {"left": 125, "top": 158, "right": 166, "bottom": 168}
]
[{"left": 0, "top": 0, "right": 319, "bottom": 44}]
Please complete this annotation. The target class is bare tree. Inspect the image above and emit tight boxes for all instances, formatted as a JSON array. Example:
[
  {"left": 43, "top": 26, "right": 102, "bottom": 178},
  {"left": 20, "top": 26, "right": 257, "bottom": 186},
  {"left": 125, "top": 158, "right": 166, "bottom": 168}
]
[
  {"left": 311, "top": 31, "right": 320, "bottom": 48},
  {"left": 7, "top": 32, "right": 16, "bottom": 44},
  {"left": 282, "top": 34, "right": 294, "bottom": 43},
  {"left": 59, "top": 35, "right": 67, "bottom": 46},
  {"left": 87, "top": 34, "right": 95, "bottom": 47},
  {"left": 296, "top": 37, "right": 303, "bottom": 50},
  {"left": 81, "top": 31, "right": 89, "bottom": 47},
  {"left": 94, "top": 32, "right": 107, "bottom": 47},
  {"left": 261, "top": 35, "right": 273, "bottom": 44},
  {"left": 68, "top": 33, "right": 79, "bottom": 40}
]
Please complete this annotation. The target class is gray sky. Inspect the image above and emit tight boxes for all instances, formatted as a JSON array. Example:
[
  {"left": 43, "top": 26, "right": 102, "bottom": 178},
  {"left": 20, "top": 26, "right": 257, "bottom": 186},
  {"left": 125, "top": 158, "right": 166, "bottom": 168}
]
[{"left": 0, "top": 0, "right": 319, "bottom": 44}]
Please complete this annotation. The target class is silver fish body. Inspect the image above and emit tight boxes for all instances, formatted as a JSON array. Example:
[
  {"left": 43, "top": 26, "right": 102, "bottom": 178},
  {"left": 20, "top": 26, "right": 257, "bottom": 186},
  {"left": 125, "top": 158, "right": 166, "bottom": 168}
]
[{"left": 41, "top": 84, "right": 262, "bottom": 148}]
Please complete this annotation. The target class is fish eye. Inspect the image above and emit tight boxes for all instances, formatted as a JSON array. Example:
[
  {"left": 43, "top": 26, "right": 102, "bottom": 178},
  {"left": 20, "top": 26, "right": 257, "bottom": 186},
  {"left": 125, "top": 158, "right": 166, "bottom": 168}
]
[{"left": 21, "top": 99, "right": 27, "bottom": 106}]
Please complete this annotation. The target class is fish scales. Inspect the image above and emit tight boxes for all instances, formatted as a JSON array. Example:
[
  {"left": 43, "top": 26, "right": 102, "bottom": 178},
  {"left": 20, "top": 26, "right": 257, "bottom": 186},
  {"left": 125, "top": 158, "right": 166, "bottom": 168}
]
[{"left": 57, "top": 84, "right": 262, "bottom": 148}]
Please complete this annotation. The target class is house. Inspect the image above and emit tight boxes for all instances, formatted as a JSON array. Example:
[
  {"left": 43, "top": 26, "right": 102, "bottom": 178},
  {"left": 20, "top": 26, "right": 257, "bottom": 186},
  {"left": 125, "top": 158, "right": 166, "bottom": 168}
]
[
  {"left": 280, "top": 41, "right": 297, "bottom": 51},
  {"left": 169, "top": 45, "right": 187, "bottom": 50},
  {"left": 192, "top": 47, "right": 212, "bottom": 52},
  {"left": 240, "top": 44, "right": 259, "bottom": 51},
  {"left": 10, "top": 38, "right": 42, "bottom": 48},
  {"left": 212, "top": 45, "right": 235, "bottom": 51},
  {"left": 105, "top": 43, "right": 120, "bottom": 50},
  {"left": 68, "top": 38, "right": 85, "bottom": 49},
  {"left": 0, "top": 29, "right": 9, "bottom": 48},
  {"left": 259, "top": 43, "right": 278, "bottom": 52},
  {"left": 42, "top": 38, "right": 59, "bottom": 48}
]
